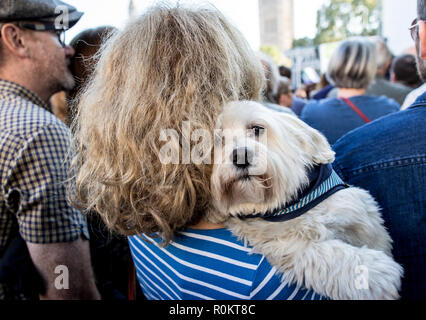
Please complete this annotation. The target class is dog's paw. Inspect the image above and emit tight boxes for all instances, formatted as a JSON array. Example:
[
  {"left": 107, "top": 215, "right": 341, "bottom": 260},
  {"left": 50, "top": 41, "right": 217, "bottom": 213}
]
[{"left": 353, "top": 249, "right": 403, "bottom": 300}]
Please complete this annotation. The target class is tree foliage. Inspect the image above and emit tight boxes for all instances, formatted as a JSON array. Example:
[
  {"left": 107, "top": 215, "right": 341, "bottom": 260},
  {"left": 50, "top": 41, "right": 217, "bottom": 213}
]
[
  {"left": 260, "top": 45, "right": 293, "bottom": 67},
  {"left": 292, "top": 37, "right": 314, "bottom": 48},
  {"left": 313, "top": 0, "right": 380, "bottom": 45},
  {"left": 260, "top": 45, "right": 285, "bottom": 65}
]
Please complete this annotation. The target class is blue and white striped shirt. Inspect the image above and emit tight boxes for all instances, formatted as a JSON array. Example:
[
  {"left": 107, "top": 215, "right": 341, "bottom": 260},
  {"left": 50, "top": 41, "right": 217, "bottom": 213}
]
[{"left": 128, "top": 228, "right": 324, "bottom": 300}]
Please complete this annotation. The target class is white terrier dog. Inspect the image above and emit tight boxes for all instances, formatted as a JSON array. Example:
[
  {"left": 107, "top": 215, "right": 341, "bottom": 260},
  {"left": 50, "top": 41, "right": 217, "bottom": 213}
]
[{"left": 209, "top": 100, "right": 403, "bottom": 300}]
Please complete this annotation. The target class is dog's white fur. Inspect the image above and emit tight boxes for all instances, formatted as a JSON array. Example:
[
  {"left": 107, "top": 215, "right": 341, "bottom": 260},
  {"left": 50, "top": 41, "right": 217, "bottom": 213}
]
[{"left": 209, "top": 101, "right": 403, "bottom": 300}]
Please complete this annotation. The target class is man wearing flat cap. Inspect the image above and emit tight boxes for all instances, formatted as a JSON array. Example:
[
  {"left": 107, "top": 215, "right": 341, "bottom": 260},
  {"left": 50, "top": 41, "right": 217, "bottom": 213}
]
[{"left": 0, "top": 0, "right": 100, "bottom": 299}]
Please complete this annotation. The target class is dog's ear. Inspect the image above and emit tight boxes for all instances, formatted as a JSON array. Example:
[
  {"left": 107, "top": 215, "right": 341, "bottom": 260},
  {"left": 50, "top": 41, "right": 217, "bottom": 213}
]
[{"left": 278, "top": 113, "right": 335, "bottom": 164}]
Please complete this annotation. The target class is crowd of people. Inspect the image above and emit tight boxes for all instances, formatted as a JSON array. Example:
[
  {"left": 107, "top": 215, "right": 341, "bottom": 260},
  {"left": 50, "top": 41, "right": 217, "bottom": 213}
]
[{"left": 0, "top": 0, "right": 424, "bottom": 301}]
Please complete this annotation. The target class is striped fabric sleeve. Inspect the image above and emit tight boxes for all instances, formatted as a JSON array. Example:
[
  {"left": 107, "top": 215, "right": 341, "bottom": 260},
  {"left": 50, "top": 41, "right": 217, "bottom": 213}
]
[{"left": 250, "top": 256, "right": 323, "bottom": 300}]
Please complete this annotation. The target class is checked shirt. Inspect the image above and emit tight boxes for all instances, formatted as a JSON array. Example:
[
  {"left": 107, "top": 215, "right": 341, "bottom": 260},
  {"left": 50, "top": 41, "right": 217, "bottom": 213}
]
[{"left": 0, "top": 79, "right": 89, "bottom": 299}]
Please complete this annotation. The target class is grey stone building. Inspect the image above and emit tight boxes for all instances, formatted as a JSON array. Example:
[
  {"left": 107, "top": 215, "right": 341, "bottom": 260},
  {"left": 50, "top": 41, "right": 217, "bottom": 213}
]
[{"left": 259, "top": 0, "right": 294, "bottom": 52}]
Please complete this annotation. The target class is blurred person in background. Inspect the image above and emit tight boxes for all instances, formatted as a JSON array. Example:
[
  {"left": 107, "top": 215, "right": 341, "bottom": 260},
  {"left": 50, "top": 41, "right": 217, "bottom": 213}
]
[
  {"left": 259, "top": 53, "right": 295, "bottom": 115},
  {"left": 394, "top": 54, "right": 426, "bottom": 110},
  {"left": 332, "top": 0, "right": 426, "bottom": 299},
  {"left": 365, "top": 37, "right": 413, "bottom": 105},
  {"left": 50, "top": 90, "right": 68, "bottom": 123},
  {"left": 301, "top": 38, "right": 400, "bottom": 145},
  {"left": 50, "top": 26, "right": 116, "bottom": 125},
  {"left": 278, "top": 64, "right": 307, "bottom": 116},
  {"left": 311, "top": 73, "right": 335, "bottom": 100},
  {"left": 70, "top": 26, "right": 135, "bottom": 300},
  {"left": 327, "top": 37, "right": 413, "bottom": 105},
  {"left": 279, "top": 65, "right": 292, "bottom": 79},
  {"left": 274, "top": 76, "right": 293, "bottom": 110},
  {"left": 391, "top": 54, "right": 423, "bottom": 89}
]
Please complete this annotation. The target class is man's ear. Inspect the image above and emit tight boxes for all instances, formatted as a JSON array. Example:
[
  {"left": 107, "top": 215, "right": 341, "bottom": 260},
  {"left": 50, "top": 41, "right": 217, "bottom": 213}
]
[
  {"left": 0, "top": 24, "right": 30, "bottom": 58},
  {"left": 278, "top": 113, "right": 335, "bottom": 165},
  {"left": 419, "top": 20, "right": 426, "bottom": 60}
]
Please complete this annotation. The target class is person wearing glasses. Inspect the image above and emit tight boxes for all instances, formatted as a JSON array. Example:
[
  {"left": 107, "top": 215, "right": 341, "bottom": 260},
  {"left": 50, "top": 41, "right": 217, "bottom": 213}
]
[
  {"left": 333, "top": 0, "right": 426, "bottom": 300},
  {"left": 0, "top": 0, "right": 100, "bottom": 300}
]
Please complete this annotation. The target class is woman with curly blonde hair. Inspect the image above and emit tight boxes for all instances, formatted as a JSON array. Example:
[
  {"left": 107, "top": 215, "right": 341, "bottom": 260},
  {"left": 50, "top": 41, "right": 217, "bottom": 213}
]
[{"left": 71, "top": 4, "right": 323, "bottom": 300}]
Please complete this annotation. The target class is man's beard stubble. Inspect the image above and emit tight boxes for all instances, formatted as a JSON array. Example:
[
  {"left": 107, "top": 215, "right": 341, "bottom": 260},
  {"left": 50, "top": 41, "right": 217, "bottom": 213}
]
[
  {"left": 415, "top": 39, "right": 426, "bottom": 82},
  {"left": 416, "top": 54, "right": 426, "bottom": 82}
]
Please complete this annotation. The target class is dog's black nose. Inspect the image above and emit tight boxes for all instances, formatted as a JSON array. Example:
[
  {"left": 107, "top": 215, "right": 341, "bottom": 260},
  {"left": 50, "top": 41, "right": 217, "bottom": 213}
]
[{"left": 232, "top": 147, "right": 252, "bottom": 169}]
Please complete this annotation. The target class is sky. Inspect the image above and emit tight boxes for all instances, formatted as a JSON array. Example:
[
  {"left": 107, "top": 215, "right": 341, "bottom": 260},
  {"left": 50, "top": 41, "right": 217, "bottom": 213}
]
[{"left": 64, "top": 0, "right": 328, "bottom": 51}]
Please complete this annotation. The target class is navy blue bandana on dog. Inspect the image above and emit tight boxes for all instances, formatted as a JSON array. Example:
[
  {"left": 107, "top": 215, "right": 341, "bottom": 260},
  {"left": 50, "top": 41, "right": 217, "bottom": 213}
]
[{"left": 237, "top": 163, "right": 349, "bottom": 222}]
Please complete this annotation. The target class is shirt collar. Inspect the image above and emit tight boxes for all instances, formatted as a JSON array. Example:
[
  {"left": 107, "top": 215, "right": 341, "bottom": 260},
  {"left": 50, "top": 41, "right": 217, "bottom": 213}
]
[
  {"left": 409, "top": 90, "right": 426, "bottom": 109},
  {"left": 0, "top": 78, "right": 50, "bottom": 112}
]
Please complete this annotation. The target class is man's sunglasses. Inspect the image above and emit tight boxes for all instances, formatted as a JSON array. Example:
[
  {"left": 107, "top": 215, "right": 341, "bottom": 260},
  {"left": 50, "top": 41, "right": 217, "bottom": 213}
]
[{"left": 0, "top": 22, "right": 66, "bottom": 47}]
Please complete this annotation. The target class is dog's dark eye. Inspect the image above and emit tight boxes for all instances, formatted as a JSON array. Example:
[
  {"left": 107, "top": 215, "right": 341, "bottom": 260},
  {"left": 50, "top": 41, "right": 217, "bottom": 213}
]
[{"left": 251, "top": 126, "right": 265, "bottom": 137}]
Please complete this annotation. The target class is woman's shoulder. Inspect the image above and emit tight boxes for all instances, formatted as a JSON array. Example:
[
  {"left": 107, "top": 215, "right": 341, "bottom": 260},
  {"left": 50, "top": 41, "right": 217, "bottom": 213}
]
[
  {"left": 359, "top": 95, "right": 401, "bottom": 109},
  {"left": 301, "top": 98, "right": 340, "bottom": 120},
  {"left": 305, "top": 98, "right": 341, "bottom": 109}
]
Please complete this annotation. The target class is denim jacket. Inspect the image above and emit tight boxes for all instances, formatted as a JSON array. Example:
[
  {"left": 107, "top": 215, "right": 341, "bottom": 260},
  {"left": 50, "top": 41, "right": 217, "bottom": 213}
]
[{"left": 332, "top": 92, "right": 426, "bottom": 300}]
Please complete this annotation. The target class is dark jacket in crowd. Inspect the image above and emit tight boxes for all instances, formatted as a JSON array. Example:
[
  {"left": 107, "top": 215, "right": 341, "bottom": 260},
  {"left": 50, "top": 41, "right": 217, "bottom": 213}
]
[
  {"left": 332, "top": 92, "right": 426, "bottom": 300},
  {"left": 366, "top": 75, "right": 413, "bottom": 106}
]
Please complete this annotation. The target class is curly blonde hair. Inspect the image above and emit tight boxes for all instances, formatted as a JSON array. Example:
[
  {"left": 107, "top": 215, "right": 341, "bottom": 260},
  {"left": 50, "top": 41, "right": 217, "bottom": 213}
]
[{"left": 70, "top": 4, "right": 265, "bottom": 243}]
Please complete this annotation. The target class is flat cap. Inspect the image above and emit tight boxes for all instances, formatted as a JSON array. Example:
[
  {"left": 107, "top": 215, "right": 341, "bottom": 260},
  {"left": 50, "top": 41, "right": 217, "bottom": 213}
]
[{"left": 0, "top": 0, "right": 83, "bottom": 30}]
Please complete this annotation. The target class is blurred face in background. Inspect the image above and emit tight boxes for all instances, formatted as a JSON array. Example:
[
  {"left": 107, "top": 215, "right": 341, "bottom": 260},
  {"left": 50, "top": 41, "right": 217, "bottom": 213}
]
[
  {"left": 276, "top": 77, "right": 293, "bottom": 108},
  {"left": 279, "top": 91, "right": 293, "bottom": 108}
]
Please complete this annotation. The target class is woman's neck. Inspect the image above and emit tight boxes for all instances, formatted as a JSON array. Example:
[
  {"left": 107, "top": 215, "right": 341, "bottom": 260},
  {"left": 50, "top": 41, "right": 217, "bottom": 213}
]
[
  {"left": 337, "top": 88, "right": 367, "bottom": 98},
  {"left": 188, "top": 220, "right": 226, "bottom": 230}
]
